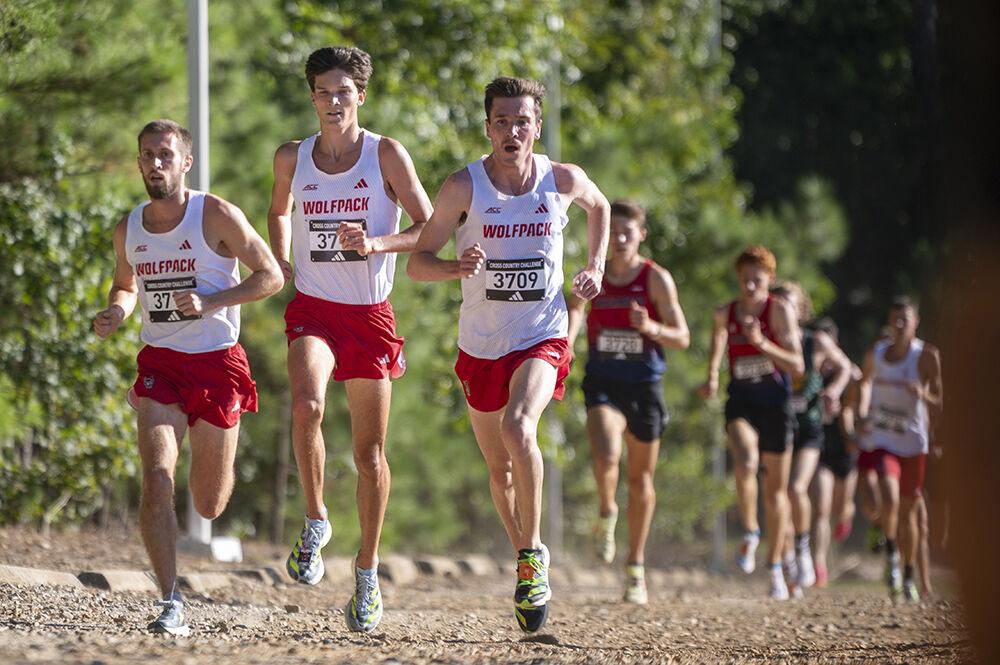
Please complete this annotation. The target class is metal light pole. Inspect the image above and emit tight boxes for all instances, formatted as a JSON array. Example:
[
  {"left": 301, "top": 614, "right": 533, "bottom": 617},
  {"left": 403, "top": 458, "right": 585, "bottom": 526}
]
[{"left": 186, "top": 0, "right": 212, "bottom": 546}]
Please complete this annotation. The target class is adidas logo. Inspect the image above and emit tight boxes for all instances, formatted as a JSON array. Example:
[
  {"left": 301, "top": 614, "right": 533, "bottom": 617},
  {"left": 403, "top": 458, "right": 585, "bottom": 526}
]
[
  {"left": 135, "top": 245, "right": 148, "bottom": 252},
  {"left": 231, "top": 400, "right": 240, "bottom": 412},
  {"left": 330, "top": 252, "right": 347, "bottom": 261},
  {"left": 508, "top": 291, "right": 525, "bottom": 301},
  {"left": 354, "top": 178, "right": 369, "bottom": 189},
  {"left": 302, "top": 183, "right": 319, "bottom": 191},
  {"left": 179, "top": 239, "right": 192, "bottom": 250},
  {"left": 167, "top": 310, "right": 181, "bottom": 322},
  {"left": 535, "top": 203, "right": 549, "bottom": 214},
  {"left": 484, "top": 206, "right": 502, "bottom": 214}
]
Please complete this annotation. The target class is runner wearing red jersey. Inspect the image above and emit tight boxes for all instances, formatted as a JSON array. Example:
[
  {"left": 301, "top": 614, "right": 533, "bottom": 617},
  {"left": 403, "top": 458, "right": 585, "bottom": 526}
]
[
  {"left": 698, "top": 246, "right": 803, "bottom": 600},
  {"left": 566, "top": 200, "right": 689, "bottom": 604}
]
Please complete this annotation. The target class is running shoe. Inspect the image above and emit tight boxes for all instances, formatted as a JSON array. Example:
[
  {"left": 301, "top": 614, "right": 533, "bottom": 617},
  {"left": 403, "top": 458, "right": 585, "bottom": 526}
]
[
  {"left": 624, "top": 563, "right": 648, "bottom": 605},
  {"left": 286, "top": 515, "right": 333, "bottom": 585},
  {"left": 595, "top": 511, "right": 618, "bottom": 564},
  {"left": 886, "top": 554, "right": 902, "bottom": 598},
  {"left": 796, "top": 548, "right": 817, "bottom": 588},
  {"left": 737, "top": 532, "right": 760, "bottom": 574},
  {"left": 866, "top": 525, "right": 885, "bottom": 554},
  {"left": 514, "top": 544, "right": 551, "bottom": 633},
  {"left": 902, "top": 579, "right": 920, "bottom": 603},
  {"left": 148, "top": 598, "right": 190, "bottom": 636},
  {"left": 344, "top": 558, "right": 383, "bottom": 632},
  {"left": 768, "top": 565, "right": 789, "bottom": 601},
  {"left": 833, "top": 519, "right": 853, "bottom": 543},
  {"left": 782, "top": 552, "right": 798, "bottom": 586}
]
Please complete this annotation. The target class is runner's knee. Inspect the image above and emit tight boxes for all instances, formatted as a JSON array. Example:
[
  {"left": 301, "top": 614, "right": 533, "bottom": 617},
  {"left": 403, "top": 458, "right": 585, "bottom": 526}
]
[
  {"left": 191, "top": 492, "right": 228, "bottom": 520},
  {"left": 500, "top": 415, "right": 537, "bottom": 458},
  {"left": 353, "top": 443, "right": 387, "bottom": 479},
  {"left": 291, "top": 396, "right": 324, "bottom": 425},
  {"left": 627, "top": 470, "right": 655, "bottom": 499},
  {"left": 141, "top": 468, "right": 174, "bottom": 503}
]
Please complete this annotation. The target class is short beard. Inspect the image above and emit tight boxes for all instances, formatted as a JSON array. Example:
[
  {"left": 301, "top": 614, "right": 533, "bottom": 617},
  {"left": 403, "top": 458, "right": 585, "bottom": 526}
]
[{"left": 145, "top": 178, "right": 178, "bottom": 200}]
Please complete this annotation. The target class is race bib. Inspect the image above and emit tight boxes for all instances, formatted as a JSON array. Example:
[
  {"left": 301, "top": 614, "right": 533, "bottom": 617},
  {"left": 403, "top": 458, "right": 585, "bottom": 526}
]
[
  {"left": 597, "top": 328, "right": 644, "bottom": 360},
  {"left": 308, "top": 219, "right": 367, "bottom": 262},
  {"left": 789, "top": 394, "right": 808, "bottom": 414},
  {"left": 873, "top": 405, "right": 910, "bottom": 434},
  {"left": 732, "top": 356, "right": 776, "bottom": 382},
  {"left": 485, "top": 258, "right": 547, "bottom": 302},
  {"left": 144, "top": 276, "right": 200, "bottom": 323}
]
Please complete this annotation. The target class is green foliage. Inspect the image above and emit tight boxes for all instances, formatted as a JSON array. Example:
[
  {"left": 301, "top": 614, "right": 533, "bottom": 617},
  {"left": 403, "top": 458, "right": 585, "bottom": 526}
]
[{"left": 1, "top": 0, "right": 856, "bottom": 562}]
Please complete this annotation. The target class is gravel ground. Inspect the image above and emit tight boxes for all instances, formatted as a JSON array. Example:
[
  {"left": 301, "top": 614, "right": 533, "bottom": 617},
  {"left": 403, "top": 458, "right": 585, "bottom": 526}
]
[{"left": 0, "top": 528, "right": 973, "bottom": 664}]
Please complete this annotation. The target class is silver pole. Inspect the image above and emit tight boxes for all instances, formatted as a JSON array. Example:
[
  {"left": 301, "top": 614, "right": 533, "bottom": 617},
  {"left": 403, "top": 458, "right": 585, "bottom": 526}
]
[
  {"left": 543, "top": 11, "right": 564, "bottom": 560},
  {"left": 186, "top": 0, "right": 212, "bottom": 545}
]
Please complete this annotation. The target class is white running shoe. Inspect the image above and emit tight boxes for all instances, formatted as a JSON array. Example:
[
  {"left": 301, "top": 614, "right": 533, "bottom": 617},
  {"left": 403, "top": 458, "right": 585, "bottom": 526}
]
[
  {"left": 624, "top": 564, "right": 648, "bottom": 605},
  {"left": 286, "top": 516, "right": 333, "bottom": 585},
  {"left": 768, "top": 566, "right": 790, "bottom": 601},
  {"left": 595, "top": 512, "right": 618, "bottom": 564},
  {"left": 797, "top": 549, "right": 817, "bottom": 588},
  {"left": 886, "top": 554, "right": 903, "bottom": 599},
  {"left": 736, "top": 532, "right": 760, "bottom": 574}
]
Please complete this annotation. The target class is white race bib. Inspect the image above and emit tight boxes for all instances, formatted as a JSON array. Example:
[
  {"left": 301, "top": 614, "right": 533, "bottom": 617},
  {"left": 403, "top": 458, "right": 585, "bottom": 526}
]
[
  {"left": 485, "top": 258, "right": 548, "bottom": 302},
  {"left": 308, "top": 219, "right": 368, "bottom": 262},
  {"left": 144, "top": 276, "right": 200, "bottom": 323},
  {"left": 732, "top": 355, "right": 776, "bottom": 382},
  {"left": 873, "top": 405, "right": 910, "bottom": 434},
  {"left": 596, "top": 328, "right": 644, "bottom": 359}
]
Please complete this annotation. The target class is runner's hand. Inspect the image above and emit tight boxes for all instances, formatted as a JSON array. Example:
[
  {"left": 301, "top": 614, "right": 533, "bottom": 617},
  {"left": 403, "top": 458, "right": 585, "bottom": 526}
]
[
  {"left": 93, "top": 305, "right": 125, "bottom": 338},
  {"left": 277, "top": 258, "right": 293, "bottom": 283},
  {"left": 571, "top": 267, "right": 603, "bottom": 300},
  {"left": 457, "top": 243, "right": 486, "bottom": 278},
  {"left": 174, "top": 290, "right": 211, "bottom": 316},
  {"left": 337, "top": 222, "right": 373, "bottom": 255},
  {"left": 697, "top": 376, "right": 718, "bottom": 399},
  {"left": 820, "top": 390, "right": 842, "bottom": 418},
  {"left": 628, "top": 301, "right": 653, "bottom": 335},
  {"left": 741, "top": 315, "right": 765, "bottom": 347}
]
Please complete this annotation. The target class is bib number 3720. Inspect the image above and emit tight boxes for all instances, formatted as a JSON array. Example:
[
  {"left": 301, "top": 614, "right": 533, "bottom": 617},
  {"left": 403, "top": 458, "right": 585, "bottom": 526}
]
[{"left": 485, "top": 258, "right": 547, "bottom": 302}]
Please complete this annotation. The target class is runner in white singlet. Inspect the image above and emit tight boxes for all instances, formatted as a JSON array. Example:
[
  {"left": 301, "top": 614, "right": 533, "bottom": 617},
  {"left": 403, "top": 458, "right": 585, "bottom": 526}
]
[{"left": 408, "top": 77, "right": 610, "bottom": 633}]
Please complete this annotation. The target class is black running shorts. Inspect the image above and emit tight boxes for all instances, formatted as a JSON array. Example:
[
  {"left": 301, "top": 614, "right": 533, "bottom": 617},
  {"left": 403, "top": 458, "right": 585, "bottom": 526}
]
[
  {"left": 582, "top": 374, "right": 667, "bottom": 442},
  {"left": 725, "top": 397, "right": 795, "bottom": 454}
]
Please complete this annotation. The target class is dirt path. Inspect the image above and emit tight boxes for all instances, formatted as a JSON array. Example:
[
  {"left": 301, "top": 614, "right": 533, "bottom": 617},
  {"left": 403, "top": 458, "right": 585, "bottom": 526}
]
[{"left": 0, "top": 529, "right": 972, "bottom": 664}]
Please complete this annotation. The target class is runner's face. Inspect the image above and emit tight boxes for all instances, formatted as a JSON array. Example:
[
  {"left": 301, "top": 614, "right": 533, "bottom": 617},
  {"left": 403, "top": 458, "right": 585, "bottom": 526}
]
[
  {"left": 485, "top": 96, "right": 540, "bottom": 165},
  {"left": 887, "top": 306, "right": 918, "bottom": 343},
  {"left": 609, "top": 216, "right": 645, "bottom": 260},
  {"left": 311, "top": 69, "right": 365, "bottom": 129},
  {"left": 737, "top": 265, "right": 771, "bottom": 302},
  {"left": 137, "top": 132, "right": 191, "bottom": 200}
]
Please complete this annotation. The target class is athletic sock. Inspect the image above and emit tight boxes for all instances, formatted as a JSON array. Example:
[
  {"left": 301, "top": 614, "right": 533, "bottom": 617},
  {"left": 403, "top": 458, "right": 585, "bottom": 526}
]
[
  {"left": 885, "top": 539, "right": 898, "bottom": 557},
  {"left": 795, "top": 532, "right": 810, "bottom": 554},
  {"left": 903, "top": 564, "right": 914, "bottom": 583}
]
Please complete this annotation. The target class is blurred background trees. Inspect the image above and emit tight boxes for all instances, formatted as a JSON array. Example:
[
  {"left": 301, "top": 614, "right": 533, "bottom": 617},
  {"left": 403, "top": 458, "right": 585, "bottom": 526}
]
[{"left": 0, "top": 0, "right": 944, "bottom": 561}]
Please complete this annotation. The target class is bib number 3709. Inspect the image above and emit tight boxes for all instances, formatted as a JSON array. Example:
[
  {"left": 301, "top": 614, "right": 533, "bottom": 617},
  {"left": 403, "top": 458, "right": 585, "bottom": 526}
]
[
  {"left": 309, "top": 219, "right": 367, "bottom": 262},
  {"left": 485, "top": 258, "right": 547, "bottom": 302}
]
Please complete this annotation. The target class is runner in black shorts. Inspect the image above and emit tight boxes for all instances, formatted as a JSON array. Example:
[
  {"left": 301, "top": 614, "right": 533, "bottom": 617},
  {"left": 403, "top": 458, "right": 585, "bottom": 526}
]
[
  {"left": 698, "top": 246, "right": 803, "bottom": 600},
  {"left": 568, "top": 200, "right": 689, "bottom": 604},
  {"left": 771, "top": 284, "right": 850, "bottom": 595}
]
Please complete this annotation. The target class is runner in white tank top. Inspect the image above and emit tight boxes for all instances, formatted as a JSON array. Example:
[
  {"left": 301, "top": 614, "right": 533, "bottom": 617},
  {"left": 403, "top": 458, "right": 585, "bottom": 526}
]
[
  {"left": 125, "top": 191, "right": 241, "bottom": 353},
  {"left": 408, "top": 77, "right": 610, "bottom": 634},
  {"left": 266, "top": 47, "right": 433, "bottom": 633},
  {"left": 857, "top": 298, "right": 943, "bottom": 601},
  {"left": 93, "top": 119, "right": 282, "bottom": 636}
]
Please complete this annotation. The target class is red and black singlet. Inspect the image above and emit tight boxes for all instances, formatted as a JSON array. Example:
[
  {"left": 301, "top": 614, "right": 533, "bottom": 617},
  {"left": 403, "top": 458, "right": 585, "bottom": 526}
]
[{"left": 725, "top": 295, "right": 791, "bottom": 405}]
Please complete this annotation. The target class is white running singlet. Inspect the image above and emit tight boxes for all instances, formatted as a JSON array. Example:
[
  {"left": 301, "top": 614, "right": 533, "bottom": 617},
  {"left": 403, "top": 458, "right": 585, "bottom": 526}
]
[
  {"left": 862, "top": 338, "right": 930, "bottom": 456},
  {"left": 456, "top": 154, "right": 569, "bottom": 359},
  {"left": 290, "top": 130, "right": 402, "bottom": 305},
  {"left": 125, "top": 191, "right": 240, "bottom": 353}
]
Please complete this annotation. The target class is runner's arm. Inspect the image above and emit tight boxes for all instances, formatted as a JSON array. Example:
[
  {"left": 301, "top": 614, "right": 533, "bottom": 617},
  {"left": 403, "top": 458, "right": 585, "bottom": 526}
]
[
  {"left": 642, "top": 265, "right": 690, "bottom": 350},
  {"left": 919, "top": 343, "right": 944, "bottom": 417},
  {"left": 174, "top": 196, "right": 282, "bottom": 316},
  {"left": 406, "top": 169, "right": 482, "bottom": 281},
  {"left": 554, "top": 162, "right": 609, "bottom": 300},
  {"left": 816, "top": 329, "right": 852, "bottom": 400},
  {"left": 758, "top": 298, "right": 804, "bottom": 377},
  {"left": 363, "top": 137, "right": 433, "bottom": 254},
  {"left": 93, "top": 215, "right": 138, "bottom": 338},
  {"left": 856, "top": 348, "right": 876, "bottom": 423},
  {"left": 266, "top": 142, "right": 298, "bottom": 283},
  {"left": 698, "top": 305, "right": 729, "bottom": 398}
]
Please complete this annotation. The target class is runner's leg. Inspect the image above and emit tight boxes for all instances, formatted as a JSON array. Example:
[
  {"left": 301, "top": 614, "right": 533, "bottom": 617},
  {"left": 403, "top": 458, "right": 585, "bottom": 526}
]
[
  {"left": 726, "top": 419, "right": 760, "bottom": 534},
  {"left": 288, "top": 336, "right": 336, "bottom": 520},
  {"left": 187, "top": 419, "right": 240, "bottom": 520},
  {"left": 345, "top": 377, "right": 392, "bottom": 569},
  {"left": 137, "top": 398, "right": 188, "bottom": 598},
  {"left": 761, "top": 449, "right": 793, "bottom": 566},
  {"left": 624, "top": 431, "right": 660, "bottom": 565},
  {"left": 468, "top": 405, "right": 522, "bottom": 552},
  {"left": 588, "top": 405, "right": 625, "bottom": 522}
]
